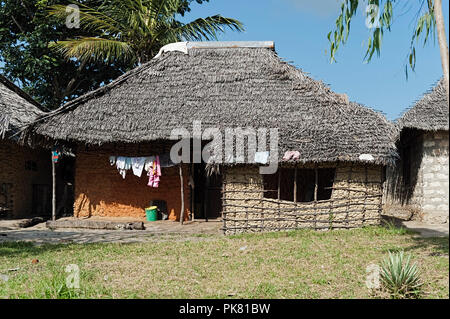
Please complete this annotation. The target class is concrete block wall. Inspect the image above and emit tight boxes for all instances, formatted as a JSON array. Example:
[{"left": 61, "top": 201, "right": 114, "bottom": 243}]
[
  {"left": 420, "top": 131, "right": 449, "bottom": 224},
  {"left": 384, "top": 130, "right": 449, "bottom": 224}
]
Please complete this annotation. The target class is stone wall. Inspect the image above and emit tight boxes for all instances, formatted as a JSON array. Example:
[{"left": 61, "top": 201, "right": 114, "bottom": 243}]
[
  {"left": 73, "top": 143, "right": 190, "bottom": 221},
  {"left": 384, "top": 130, "right": 449, "bottom": 224},
  {"left": 0, "top": 140, "right": 51, "bottom": 218},
  {"left": 222, "top": 163, "right": 383, "bottom": 235},
  {"left": 421, "top": 131, "right": 449, "bottom": 224},
  {"left": 383, "top": 131, "right": 423, "bottom": 218}
]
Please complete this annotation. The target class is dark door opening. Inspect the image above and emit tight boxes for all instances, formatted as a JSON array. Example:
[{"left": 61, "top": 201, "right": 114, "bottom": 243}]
[
  {"left": 192, "top": 163, "right": 222, "bottom": 220},
  {"left": 32, "top": 184, "right": 51, "bottom": 216}
]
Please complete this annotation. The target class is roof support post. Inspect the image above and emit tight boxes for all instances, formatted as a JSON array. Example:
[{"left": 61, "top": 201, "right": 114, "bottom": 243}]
[
  {"left": 51, "top": 151, "right": 56, "bottom": 221},
  {"left": 314, "top": 167, "right": 318, "bottom": 202},
  {"left": 179, "top": 164, "right": 185, "bottom": 225},
  {"left": 294, "top": 167, "right": 297, "bottom": 203},
  {"left": 191, "top": 163, "right": 195, "bottom": 222},
  {"left": 277, "top": 169, "right": 281, "bottom": 200}
]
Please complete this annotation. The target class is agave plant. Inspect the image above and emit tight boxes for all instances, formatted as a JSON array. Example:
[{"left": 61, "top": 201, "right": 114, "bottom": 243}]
[
  {"left": 380, "top": 251, "right": 423, "bottom": 299},
  {"left": 48, "top": 0, "right": 244, "bottom": 65}
]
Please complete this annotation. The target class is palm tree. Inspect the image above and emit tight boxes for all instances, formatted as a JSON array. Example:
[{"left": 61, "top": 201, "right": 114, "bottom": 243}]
[{"left": 48, "top": 0, "right": 244, "bottom": 65}]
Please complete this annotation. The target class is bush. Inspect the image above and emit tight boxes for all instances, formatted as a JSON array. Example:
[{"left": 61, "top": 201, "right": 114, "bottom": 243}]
[{"left": 380, "top": 251, "right": 423, "bottom": 299}]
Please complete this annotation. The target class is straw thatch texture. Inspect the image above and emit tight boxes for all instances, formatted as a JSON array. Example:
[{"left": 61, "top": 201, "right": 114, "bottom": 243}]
[
  {"left": 399, "top": 78, "right": 449, "bottom": 131},
  {"left": 29, "top": 43, "right": 397, "bottom": 165},
  {"left": 0, "top": 74, "right": 44, "bottom": 139}
]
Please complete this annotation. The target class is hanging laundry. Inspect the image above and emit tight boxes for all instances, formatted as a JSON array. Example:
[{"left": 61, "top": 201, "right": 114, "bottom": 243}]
[
  {"left": 52, "top": 148, "right": 61, "bottom": 163},
  {"left": 148, "top": 155, "right": 161, "bottom": 187},
  {"left": 119, "top": 169, "right": 127, "bottom": 179},
  {"left": 116, "top": 156, "right": 131, "bottom": 179},
  {"left": 116, "top": 157, "right": 127, "bottom": 170},
  {"left": 125, "top": 157, "right": 132, "bottom": 169},
  {"left": 144, "top": 156, "right": 156, "bottom": 172},
  {"left": 282, "top": 151, "right": 300, "bottom": 161},
  {"left": 131, "top": 157, "right": 146, "bottom": 177}
]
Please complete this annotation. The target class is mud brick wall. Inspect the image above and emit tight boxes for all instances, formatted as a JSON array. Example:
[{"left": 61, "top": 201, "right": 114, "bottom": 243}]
[
  {"left": 222, "top": 163, "right": 383, "bottom": 235},
  {"left": 0, "top": 140, "right": 51, "bottom": 217},
  {"left": 73, "top": 143, "right": 190, "bottom": 221}
]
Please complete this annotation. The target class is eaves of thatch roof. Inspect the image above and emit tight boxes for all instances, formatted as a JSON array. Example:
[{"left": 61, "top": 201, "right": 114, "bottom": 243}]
[
  {"left": 0, "top": 74, "right": 45, "bottom": 139},
  {"left": 398, "top": 78, "right": 449, "bottom": 132},
  {"left": 29, "top": 41, "right": 397, "bottom": 165}
]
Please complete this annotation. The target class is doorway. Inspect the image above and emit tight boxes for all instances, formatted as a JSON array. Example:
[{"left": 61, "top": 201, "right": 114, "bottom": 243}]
[{"left": 192, "top": 163, "right": 222, "bottom": 220}]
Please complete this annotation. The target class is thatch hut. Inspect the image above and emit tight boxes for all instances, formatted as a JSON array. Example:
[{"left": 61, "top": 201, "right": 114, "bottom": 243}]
[
  {"left": 27, "top": 41, "right": 397, "bottom": 234},
  {"left": 0, "top": 74, "right": 52, "bottom": 218},
  {"left": 384, "top": 78, "right": 449, "bottom": 224}
]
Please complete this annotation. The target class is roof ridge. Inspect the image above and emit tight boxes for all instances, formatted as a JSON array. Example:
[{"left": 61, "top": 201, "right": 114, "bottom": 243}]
[
  {"left": 0, "top": 74, "right": 43, "bottom": 110},
  {"left": 58, "top": 42, "right": 277, "bottom": 113}
]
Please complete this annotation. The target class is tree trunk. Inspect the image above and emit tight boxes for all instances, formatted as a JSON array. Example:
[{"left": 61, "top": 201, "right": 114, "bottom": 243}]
[{"left": 435, "top": 0, "right": 449, "bottom": 103}]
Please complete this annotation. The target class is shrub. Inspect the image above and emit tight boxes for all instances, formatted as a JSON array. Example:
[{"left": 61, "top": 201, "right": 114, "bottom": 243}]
[{"left": 380, "top": 251, "right": 423, "bottom": 299}]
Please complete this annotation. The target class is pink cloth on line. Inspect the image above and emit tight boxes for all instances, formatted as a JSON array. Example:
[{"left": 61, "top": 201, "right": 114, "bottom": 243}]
[
  {"left": 147, "top": 155, "right": 161, "bottom": 187},
  {"left": 282, "top": 151, "right": 300, "bottom": 161}
]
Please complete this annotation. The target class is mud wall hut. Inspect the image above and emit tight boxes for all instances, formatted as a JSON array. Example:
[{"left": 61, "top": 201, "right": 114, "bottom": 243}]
[
  {"left": 0, "top": 74, "right": 52, "bottom": 218},
  {"left": 27, "top": 41, "right": 397, "bottom": 232},
  {"left": 384, "top": 78, "right": 449, "bottom": 224}
]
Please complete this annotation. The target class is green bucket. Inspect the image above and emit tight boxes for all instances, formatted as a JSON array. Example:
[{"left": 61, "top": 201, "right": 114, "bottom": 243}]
[{"left": 145, "top": 206, "right": 158, "bottom": 221}]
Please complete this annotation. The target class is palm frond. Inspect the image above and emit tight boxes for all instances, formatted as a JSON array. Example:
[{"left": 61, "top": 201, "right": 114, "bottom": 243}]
[
  {"left": 169, "top": 15, "right": 244, "bottom": 41},
  {"left": 47, "top": 3, "right": 126, "bottom": 35},
  {"left": 50, "top": 38, "right": 135, "bottom": 64}
]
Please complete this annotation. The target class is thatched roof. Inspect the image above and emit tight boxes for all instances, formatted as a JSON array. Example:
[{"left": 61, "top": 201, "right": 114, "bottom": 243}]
[
  {"left": 0, "top": 74, "right": 44, "bottom": 139},
  {"left": 398, "top": 78, "right": 449, "bottom": 131},
  {"left": 29, "top": 41, "right": 397, "bottom": 165}
]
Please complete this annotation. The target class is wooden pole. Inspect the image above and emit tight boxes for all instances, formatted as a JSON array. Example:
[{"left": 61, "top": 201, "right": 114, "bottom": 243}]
[
  {"left": 51, "top": 151, "right": 56, "bottom": 221},
  {"left": 314, "top": 167, "right": 318, "bottom": 230},
  {"left": 293, "top": 167, "right": 297, "bottom": 203},
  {"left": 179, "top": 164, "right": 185, "bottom": 225},
  {"left": 277, "top": 170, "right": 281, "bottom": 200},
  {"left": 191, "top": 163, "right": 195, "bottom": 221},
  {"left": 314, "top": 167, "right": 318, "bottom": 202}
]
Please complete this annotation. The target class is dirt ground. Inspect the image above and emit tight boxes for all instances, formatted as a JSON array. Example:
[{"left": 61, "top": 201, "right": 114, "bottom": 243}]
[
  {"left": 0, "top": 216, "right": 448, "bottom": 245},
  {"left": 0, "top": 217, "right": 223, "bottom": 245}
]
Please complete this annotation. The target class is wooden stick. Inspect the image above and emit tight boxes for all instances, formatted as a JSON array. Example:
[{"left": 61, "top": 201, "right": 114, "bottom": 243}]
[
  {"left": 222, "top": 216, "right": 379, "bottom": 223},
  {"left": 222, "top": 170, "right": 226, "bottom": 235},
  {"left": 223, "top": 200, "right": 380, "bottom": 211},
  {"left": 277, "top": 170, "right": 281, "bottom": 200},
  {"left": 179, "top": 165, "right": 185, "bottom": 225},
  {"left": 223, "top": 194, "right": 381, "bottom": 205},
  {"left": 191, "top": 163, "right": 195, "bottom": 221},
  {"left": 52, "top": 151, "right": 56, "bottom": 222},
  {"left": 294, "top": 167, "right": 297, "bottom": 203},
  {"left": 314, "top": 166, "right": 318, "bottom": 229},
  {"left": 314, "top": 168, "right": 318, "bottom": 202},
  {"left": 222, "top": 207, "right": 380, "bottom": 217}
]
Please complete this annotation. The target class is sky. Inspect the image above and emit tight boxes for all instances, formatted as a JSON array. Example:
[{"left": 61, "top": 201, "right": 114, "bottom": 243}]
[{"left": 180, "top": 0, "right": 449, "bottom": 120}]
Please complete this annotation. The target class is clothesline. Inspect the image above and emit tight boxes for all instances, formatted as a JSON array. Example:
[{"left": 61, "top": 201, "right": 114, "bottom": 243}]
[{"left": 109, "top": 154, "right": 175, "bottom": 187}]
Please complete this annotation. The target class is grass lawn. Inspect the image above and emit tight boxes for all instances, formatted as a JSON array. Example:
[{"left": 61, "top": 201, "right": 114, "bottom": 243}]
[{"left": 0, "top": 226, "right": 448, "bottom": 299}]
